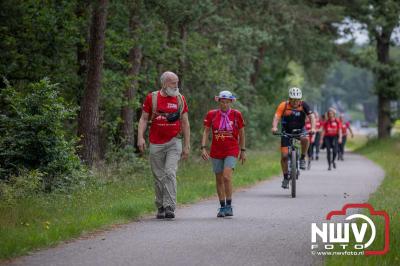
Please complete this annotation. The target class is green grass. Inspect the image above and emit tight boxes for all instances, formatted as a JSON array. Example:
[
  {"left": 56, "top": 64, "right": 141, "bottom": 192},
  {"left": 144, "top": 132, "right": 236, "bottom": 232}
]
[
  {"left": 326, "top": 137, "right": 400, "bottom": 266},
  {"left": 347, "top": 109, "right": 365, "bottom": 122},
  {"left": 0, "top": 150, "right": 280, "bottom": 260},
  {"left": 345, "top": 134, "right": 369, "bottom": 151}
]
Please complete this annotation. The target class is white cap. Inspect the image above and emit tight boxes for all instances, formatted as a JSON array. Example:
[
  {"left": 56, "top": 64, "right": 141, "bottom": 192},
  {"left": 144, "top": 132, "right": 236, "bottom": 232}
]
[{"left": 215, "top": 90, "right": 236, "bottom": 101}]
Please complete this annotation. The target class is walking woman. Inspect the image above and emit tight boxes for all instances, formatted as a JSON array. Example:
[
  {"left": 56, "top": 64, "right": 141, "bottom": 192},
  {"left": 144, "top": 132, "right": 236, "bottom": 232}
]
[
  {"left": 338, "top": 113, "right": 354, "bottom": 160},
  {"left": 201, "top": 91, "right": 246, "bottom": 217},
  {"left": 320, "top": 108, "right": 342, "bottom": 170},
  {"left": 310, "top": 112, "right": 322, "bottom": 160}
]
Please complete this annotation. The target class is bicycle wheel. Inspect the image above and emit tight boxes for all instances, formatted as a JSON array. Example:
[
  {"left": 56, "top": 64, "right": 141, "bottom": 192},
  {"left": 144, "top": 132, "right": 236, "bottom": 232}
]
[{"left": 290, "top": 150, "right": 297, "bottom": 198}]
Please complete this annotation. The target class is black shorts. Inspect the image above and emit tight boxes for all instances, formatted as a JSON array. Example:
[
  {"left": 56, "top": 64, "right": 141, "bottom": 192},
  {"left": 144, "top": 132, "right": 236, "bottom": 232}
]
[{"left": 281, "top": 128, "right": 307, "bottom": 147}]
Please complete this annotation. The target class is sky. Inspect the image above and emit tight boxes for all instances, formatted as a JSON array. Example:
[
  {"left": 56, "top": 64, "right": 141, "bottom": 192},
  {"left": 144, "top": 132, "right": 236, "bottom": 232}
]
[{"left": 336, "top": 18, "right": 400, "bottom": 45}]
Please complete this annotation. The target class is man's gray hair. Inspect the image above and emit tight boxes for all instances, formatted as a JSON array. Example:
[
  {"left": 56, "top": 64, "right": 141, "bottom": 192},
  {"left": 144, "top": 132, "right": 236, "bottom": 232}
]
[{"left": 160, "top": 71, "right": 178, "bottom": 86}]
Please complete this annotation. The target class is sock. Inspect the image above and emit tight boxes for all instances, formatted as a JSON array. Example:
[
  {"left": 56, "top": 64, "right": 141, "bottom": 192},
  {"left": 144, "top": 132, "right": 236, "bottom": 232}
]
[
  {"left": 220, "top": 200, "right": 226, "bottom": 207},
  {"left": 226, "top": 199, "right": 232, "bottom": 206},
  {"left": 300, "top": 154, "right": 305, "bottom": 160},
  {"left": 284, "top": 173, "right": 289, "bottom": 179}
]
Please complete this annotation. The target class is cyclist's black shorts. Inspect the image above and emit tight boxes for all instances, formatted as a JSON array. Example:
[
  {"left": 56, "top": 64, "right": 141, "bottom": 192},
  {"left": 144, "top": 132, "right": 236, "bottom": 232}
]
[{"left": 281, "top": 128, "right": 307, "bottom": 147}]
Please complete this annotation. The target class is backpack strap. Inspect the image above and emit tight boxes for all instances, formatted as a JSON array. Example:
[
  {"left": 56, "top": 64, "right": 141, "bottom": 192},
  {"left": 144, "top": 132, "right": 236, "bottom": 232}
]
[
  {"left": 233, "top": 109, "right": 238, "bottom": 129},
  {"left": 211, "top": 109, "right": 219, "bottom": 130},
  {"left": 177, "top": 93, "right": 184, "bottom": 118},
  {"left": 150, "top": 91, "right": 184, "bottom": 123},
  {"left": 150, "top": 91, "right": 158, "bottom": 122},
  {"left": 283, "top": 101, "right": 288, "bottom": 115}
]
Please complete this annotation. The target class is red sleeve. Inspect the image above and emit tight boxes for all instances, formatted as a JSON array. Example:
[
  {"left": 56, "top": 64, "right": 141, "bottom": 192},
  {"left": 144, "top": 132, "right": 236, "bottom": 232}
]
[
  {"left": 337, "top": 119, "right": 343, "bottom": 133},
  {"left": 236, "top": 110, "right": 245, "bottom": 129},
  {"left": 346, "top": 121, "right": 350, "bottom": 128},
  {"left": 322, "top": 121, "right": 328, "bottom": 131},
  {"left": 204, "top": 111, "right": 213, "bottom": 128},
  {"left": 142, "top": 93, "right": 152, "bottom": 114},
  {"left": 181, "top": 95, "right": 189, "bottom": 114}
]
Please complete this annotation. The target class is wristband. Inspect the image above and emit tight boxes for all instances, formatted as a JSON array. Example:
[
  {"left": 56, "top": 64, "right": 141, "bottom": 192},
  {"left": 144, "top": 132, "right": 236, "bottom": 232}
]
[
  {"left": 201, "top": 145, "right": 206, "bottom": 150},
  {"left": 241, "top": 148, "right": 246, "bottom": 151}
]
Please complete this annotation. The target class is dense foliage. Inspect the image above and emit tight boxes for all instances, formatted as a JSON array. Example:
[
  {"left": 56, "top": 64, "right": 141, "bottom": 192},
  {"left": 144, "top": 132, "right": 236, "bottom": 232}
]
[
  {"left": 0, "top": 79, "right": 86, "bottom": 192},
  {"left": 0, "top": 0, "right": 398, "bottom": 192}
]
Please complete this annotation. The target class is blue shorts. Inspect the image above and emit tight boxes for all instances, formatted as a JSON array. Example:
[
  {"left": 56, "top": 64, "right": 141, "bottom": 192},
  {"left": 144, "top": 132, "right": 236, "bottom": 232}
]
[{"left": 211, "top": 156, "right": 237, "bottom": 174}]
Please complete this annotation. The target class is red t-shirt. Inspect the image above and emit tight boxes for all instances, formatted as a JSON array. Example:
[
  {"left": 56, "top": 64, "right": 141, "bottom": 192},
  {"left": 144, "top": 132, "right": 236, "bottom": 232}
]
[
  {"left": 319, "top": 119, "right": 326, "bottom": 130},
  {"left": 341, "top": 121, "right": 350, "bottom": 136},
  {"left": 142, "top": 91, "right": 188, "bottom": 144},
  {"left": 204, "top": 109, "right": 245, "bottom": 159},
  {"left": 315, "top": 119, "right": 321, "bottom": 131},
  {"left": 323, "top": 118, "right": 342, "bottom": 137}
]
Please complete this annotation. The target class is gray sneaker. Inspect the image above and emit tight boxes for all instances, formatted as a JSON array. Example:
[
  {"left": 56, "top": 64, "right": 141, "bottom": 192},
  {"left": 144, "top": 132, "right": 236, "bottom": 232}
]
[
  {"left": 165, "top": 206, "right": 175, "bottom": 219},
  {"left": 225, "top": 206, "right": 233, "bottom": 217},
  {"left": 217, "top": 207, "right": 226, "bottom": 217},
  {"left": 300, "top": 159, "right": 306, "bottom": 170},
  {"left": 282, "top": 178, "right": 289, "bottom": 189},
  {"left": 156, "top": 207, "right": 165, "bottom": 219}
]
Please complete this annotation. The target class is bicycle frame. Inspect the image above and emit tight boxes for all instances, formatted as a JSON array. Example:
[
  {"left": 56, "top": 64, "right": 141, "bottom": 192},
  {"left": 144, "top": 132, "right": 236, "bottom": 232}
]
[
  {"left": 274, "top": 130, "right": 308, "bottom": 198},
  {"left": 287, "top": 137, "right": 300, "bottom": 178}
]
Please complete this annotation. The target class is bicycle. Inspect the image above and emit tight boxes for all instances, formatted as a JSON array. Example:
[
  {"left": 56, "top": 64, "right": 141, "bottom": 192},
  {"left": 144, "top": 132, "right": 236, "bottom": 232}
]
[{"left": 274, "top": 129, "right": 309, "bottom": 198}]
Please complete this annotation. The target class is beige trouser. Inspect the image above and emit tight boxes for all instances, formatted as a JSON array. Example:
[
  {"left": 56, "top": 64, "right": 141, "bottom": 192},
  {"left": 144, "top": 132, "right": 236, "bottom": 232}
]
[{"left": 149, "top": 137, "right": 182, "bottom": 210}]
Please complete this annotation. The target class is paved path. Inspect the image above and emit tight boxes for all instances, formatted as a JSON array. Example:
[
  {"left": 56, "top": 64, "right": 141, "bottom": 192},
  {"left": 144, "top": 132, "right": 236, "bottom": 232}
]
[{"left": 5, "top": 152, "right": 384, "bottom": 266}]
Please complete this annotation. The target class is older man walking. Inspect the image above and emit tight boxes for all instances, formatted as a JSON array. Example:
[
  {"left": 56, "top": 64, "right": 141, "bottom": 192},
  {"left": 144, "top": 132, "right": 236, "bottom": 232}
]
[{"left": 137, "top": 71, "right": 190, "bottom": 219}]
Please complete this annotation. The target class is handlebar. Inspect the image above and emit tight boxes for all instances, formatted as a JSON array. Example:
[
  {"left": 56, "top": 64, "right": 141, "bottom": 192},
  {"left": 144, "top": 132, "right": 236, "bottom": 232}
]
[{"left": 273, "top": 130, "right": 312, "bottom": 138}]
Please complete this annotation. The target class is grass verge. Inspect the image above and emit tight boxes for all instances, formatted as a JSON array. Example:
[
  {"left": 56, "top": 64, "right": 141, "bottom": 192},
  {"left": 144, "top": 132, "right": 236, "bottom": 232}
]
[
  {"left": 345, "top": 134, "right": 369, "bottom": 151},
  {"left": 326, "top": 137, "right": 400, "bottom": 266},
  {"left": 0, "top": 150, "right": 280, "bottom": 260}
]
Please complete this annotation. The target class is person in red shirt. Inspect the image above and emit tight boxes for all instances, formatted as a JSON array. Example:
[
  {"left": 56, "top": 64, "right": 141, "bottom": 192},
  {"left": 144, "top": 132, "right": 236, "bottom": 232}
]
[
  {"left": 201, "top": 91, "right": 246, "bottom": 218},
  {"left": 309, "top": 112, "right": 322, "bottom": 160},
  {"left": 320, "top": 108, "right": 342, "bottom": 170},
  {"left": 305, "top": 116, "right": 315, "bottom": 169},
  {"left": 319, "top": 112, "right": 328, "bottom": 150},
  {"left": 338, "top": 113, "right": 354, "bottom": 160},
  {"left": 137, "top": 71, "right": 190, "bottom": 219}
]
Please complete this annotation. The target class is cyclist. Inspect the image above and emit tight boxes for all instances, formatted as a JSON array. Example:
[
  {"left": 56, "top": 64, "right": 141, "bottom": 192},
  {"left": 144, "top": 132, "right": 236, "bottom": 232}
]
[
  {"left": 338, "top": 113, "right": 354, "bottom": 160},
  {"left": 201, "top": 91, "right": 246, "bottom": 217},
  {"left": 320, "top": 108, "right": 342, "bottom": 170},
  {"left": 272, "top": 87, "right": 315, "bottom": 189}
]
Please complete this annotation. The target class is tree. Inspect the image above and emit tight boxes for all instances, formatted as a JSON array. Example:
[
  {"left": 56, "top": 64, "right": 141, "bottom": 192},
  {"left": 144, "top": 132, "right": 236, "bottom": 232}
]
[
  {"left": 120, "top": 0, "right": 143, "bottom": 147},
  {"left": 338, "top": 0, "right": 400, "bottom": 137},
  {"left": 77, "top": 0, "right": 109, "bottom": 166}
]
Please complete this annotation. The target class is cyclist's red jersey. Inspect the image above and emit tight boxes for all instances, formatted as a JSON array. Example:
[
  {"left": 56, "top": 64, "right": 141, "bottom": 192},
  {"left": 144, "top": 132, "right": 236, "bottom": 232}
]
[
  {"left": 341, "top": 121, "right": 351, "bottom": 136},
  {"left": 323, "top": 118, "right": 342, "bottom": 137}
]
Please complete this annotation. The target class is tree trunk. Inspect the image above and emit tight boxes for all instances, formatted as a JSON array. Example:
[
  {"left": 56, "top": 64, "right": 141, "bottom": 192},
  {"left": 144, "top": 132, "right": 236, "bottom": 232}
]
[
  {"left": 75, "top": 0, "right": 90, "bottom": 94},
  {"left": 120, "top": 3, "right": 143, "bottom": 147},
  {"left": 74, "top": 0, "right": 89, "bottom": 136},
  {"left": 77, "top": 0, "right": 109, "bottom": 166},
  {"left": 362, "top": 102, "right": 377, "bottom": 123},
  {"left": 250, "top": 44, "right": 267, "bottom": 86},
  {"left": 376, "top": 28, "right": 392, "bottom": 138}
]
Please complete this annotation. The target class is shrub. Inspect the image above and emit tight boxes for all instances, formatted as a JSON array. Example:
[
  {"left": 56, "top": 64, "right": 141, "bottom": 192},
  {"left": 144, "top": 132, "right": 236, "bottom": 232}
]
[
  {"left": 0, "top": 169, "right": 43, "bottom": 203},
  {"left": 0, "top": 78, "right": 87, "bottom": 191}
]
